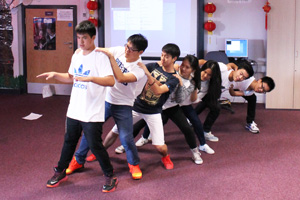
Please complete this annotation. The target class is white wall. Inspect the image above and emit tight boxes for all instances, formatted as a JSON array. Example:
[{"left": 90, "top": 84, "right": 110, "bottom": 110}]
[
  {"left": 203, "top": 0, "right": 267, "bottom": 103},
  {"left": 204, "top": 0, "right": 267, "bottom": 76},
  {"left": 9, "top": 0, "right": 268, "bottom": 102}
]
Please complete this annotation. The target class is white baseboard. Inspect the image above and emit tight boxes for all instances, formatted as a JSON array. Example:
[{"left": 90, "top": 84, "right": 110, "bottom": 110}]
[{"left": 27, "top": 83, "right": 72, "bottom": 95}]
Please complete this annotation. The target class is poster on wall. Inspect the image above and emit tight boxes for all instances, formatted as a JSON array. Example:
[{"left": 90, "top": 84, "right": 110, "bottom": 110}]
[{"left": 33, "top": 17, "right": 56, "bottom": 50}]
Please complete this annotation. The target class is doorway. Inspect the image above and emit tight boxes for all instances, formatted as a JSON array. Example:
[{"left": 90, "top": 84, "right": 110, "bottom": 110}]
[{"left": 23, "top": 5, "right": 77, "bottom": 95}]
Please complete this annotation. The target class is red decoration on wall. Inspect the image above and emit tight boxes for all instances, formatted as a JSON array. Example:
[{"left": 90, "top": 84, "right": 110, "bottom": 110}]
[
  {"left": 204, "top": 20, "right": 216, "bottom": 35},
  {"left": 204, "top": 3, "right": 216, "bottom": 17},
  {"left": 263, "top": 1, "right": 271, "bottom": 30},
  {"left": 88, "top": 16, "right": 98, "bottom": 27},
  {"left": 87, "top": 0, "right": 98, "bottom": 15}
]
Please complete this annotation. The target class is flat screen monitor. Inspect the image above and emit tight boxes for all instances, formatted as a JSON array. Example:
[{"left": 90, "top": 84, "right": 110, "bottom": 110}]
[{"left": 225, "top": 39, "right": 248, "bottom": 58}]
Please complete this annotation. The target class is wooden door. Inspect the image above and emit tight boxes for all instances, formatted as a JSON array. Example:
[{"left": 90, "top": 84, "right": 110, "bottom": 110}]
[
  {"left": 266, "top": 0, "right": 295, "bottom": 109},
  {"left": 25, "top": 6, "right": 76, "bottom": 94}
]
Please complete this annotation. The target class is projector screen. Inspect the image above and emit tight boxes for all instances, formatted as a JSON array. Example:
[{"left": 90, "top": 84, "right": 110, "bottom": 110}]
[{"left": 100, "top": 0, "right": 203, "bottom": 59}]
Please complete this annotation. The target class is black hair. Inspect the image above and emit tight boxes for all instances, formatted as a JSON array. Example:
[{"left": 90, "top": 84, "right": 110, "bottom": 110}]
[
  {"left": 75, "top": 20, "right": 96, "bottom": 38},
  {"left": 201, "top": 60, "right": 222, "bottom": 106},
  {"left": 261, "top": 76, "right": 275, "bottom": 92},
  {"left": 183, "top": 55, "right": 201, "bottom": 90},
  {"left": 237, "top": 60, "right": 254, "bottom": 78},
  {"left": 127, "top": 34, "right": 148, "bottom": 52},
  {"left": 162, "top": 43, "right": 181, "bottom": 59}
]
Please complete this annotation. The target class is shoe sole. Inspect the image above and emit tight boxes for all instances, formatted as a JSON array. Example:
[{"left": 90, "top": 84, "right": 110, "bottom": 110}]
[
  {"left": 194, "top": 160, "right": 203, "bottom": 165},
  {"left": 66, "top": 166, "right": 84, "bottom": 175},
  {"left": 132, "top": 174, "right": 142, "bottom": 180},
  {"left": 205, "top": 138, "right": 219, "bottom": 142},
  {"left": 161, "top": 161, "right": 174, "bottom": 170},
  {"left": 115, "top": 150, "right": 125, "bottom": 154},
  {"left": 245, "top": 127, "right": 260, "bottom": 134},
  {"left": 102, "top": 179, "right": 119, "bottom": 193},
  {"left": 46, "top": 176, "right": 68, "bottom": 188},
  {"left": 199, "top": 149, "right": 215, "bottom": 155}
]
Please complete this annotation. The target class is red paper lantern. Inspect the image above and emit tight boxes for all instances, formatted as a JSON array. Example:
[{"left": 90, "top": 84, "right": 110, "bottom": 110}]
[
  {"left": 88, "top": 16, "right": 98, "bottom": 27},
  {"left": 204, "top": 3, "right": 216, "bottom": 17},
  {"left": 204, "top": 20, "right": 216, "bottom": 35},
  {"left": 87, "top": 0, "right": 98, "bottom": 10},
  {"left": 87, "top": 0, "right": 98, "bottom": 15},
  {"left": 263, "top": 1, "right": 271, "bottom": 30}
]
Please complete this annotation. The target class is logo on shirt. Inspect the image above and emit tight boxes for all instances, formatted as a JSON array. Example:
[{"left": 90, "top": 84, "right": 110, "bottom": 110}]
[
  {"left": 73, "top": 64, "right": 90, "bottom": 90},
  {"left": 116, "top": 58, "right": 128, "bottom": 86},
  {"left": 74, "top": 64, "right": 90, "bottom": 77}
]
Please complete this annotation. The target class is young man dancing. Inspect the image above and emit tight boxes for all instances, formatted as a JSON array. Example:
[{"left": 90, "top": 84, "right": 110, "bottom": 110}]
[{"left": 37, "top": 20, "right": 118, "bottom": 192}]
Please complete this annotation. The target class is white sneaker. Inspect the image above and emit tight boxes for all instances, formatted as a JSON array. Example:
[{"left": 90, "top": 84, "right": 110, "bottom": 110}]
[
  {"left": 135, "top": 136, "right": 149, "bottom": 147},
  {"left": 115, "top": 145, "right": 125, "bottom": 154},
  {"left": 199, "top": 144, "right": 215, "bottom": 154},
  {"left": 245, "top": 121, "right": 260, "bottom": 134},
  {"left": 191, "top": 148, "right": 203, "bottom": 165},
  {"left": 204, "top": 131, "right": 219, "bottom": 142}
]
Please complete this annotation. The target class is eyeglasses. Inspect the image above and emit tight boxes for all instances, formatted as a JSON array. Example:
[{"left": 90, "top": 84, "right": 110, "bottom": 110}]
[
  {"left": 261, "top": 82, "right": 267, "bottom": 94},
  {"left": 124, "top": 44, "right": 139, "bottom": 52}
]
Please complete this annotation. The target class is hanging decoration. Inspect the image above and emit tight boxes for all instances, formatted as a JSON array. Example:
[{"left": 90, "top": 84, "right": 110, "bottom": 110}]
[
  {"left": 87, "top": 0, "right": 98, "bottom": 26},
  {"left": 204, "top": 3, "right": 216, "bottom": 17},
  {"left": 204, "top": 20, "right": 216, "bottom": 35},
  {"left": 87, "top": 0, "right": 98, "bottom": 15},
  {"left": 263, "top": 1, "right": 271, "bottom": 30},
  {"left": 88, "top": 16, "right": 98, "bottom": 27}
]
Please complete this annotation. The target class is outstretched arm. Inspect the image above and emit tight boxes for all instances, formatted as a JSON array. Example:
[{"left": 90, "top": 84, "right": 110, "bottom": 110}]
[
  {"left": 36, "top": 72, "right": 73, "bottom": 83},
  {"left": 96, "top": 47, "right": 139, "bottom": 83},
  {"left": 74, "top": 75, "right": 115, "bottom": 87}
]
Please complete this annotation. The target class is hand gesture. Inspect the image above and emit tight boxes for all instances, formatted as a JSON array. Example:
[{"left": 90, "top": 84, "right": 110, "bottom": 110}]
[
  {"left": 173, "top": 73, "right": 182, "bottom": 86},
  {"left": 95, "top": 47, "right": 112, "bottom": 58},
  {"left": 137, "top": 62, "right": 151, "bottom": 76},
  {"left": 36, "top": 72, "right": 56, "bottom": 80}
]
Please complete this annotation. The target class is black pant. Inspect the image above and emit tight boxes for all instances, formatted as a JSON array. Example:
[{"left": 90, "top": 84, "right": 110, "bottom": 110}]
[
  {"left": 57, "top": 117, "right": 114, "bottom": 177},
  {"left": 242, "top": 94, "right": 256, "bottom": 123},
  {"left": 194, "top": 97, "right": 221, "bottom": 133}
]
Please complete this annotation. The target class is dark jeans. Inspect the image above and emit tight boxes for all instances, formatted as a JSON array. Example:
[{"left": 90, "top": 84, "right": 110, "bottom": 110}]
[
  {"left": 181, "top": 105, "right": 206, "bottom": 146},
  {"left": 136, "top": 105, "right": 197, "bottom": 149},
  {"left": 194, "top": 97, "right": 221, "bottom": 133},
  {"left": 75, "top": 102, "right": 140, "bottom": 165},
  {"left": 243, "top": 93, "right": 256, "bottom": 123},
  {"left": 57, "top": 117, "right": 114, "bottom": 177}
]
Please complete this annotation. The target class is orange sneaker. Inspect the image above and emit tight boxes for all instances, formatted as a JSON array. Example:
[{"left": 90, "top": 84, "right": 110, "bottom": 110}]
[
  {"left": 86, "top": 154, "right": 97, "bottom": 162},
  {"left": 66, "top": 156, "right": 84, "bottom": 175},
  {"left": 128, "top": 163, "right": 142, "bottom": 180},
  {"left": 161, "top": 155, "right": 174, "bottom": 170}
]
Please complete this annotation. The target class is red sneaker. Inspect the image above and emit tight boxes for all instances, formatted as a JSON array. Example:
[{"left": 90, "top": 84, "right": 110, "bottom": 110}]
[
  {"left": 86, "top": 154, "right": 97, "bottom": 162},
  {"left": 66, "top": 156, "right": 84, "bottom": 175},
  {"left": 128, "top": 163, "right": 142, "bottom": 180},
  {"left": 161, "top": 155, "right": 174, "bottom": 170}
]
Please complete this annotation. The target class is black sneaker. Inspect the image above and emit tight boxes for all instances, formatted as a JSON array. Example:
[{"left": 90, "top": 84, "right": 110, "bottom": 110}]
[
  {"left": 46, "top": 167, "right": 68, "bottom": 188},
  {"left": 102, "top": 176, "right": 118, "bottom": 193}
]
